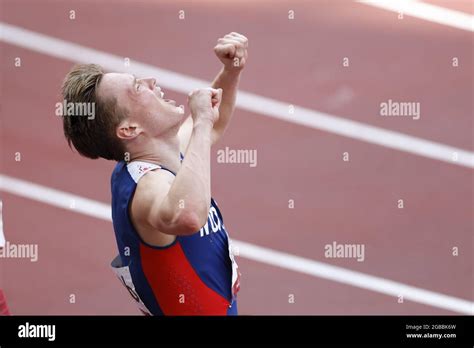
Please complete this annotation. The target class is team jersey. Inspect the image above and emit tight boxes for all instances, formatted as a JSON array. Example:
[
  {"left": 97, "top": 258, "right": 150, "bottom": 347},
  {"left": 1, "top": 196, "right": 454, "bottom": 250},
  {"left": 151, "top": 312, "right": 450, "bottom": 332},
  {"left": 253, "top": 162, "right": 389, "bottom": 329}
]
[{"left": 110, "top": 157, "right": 240, "bottom": 315}]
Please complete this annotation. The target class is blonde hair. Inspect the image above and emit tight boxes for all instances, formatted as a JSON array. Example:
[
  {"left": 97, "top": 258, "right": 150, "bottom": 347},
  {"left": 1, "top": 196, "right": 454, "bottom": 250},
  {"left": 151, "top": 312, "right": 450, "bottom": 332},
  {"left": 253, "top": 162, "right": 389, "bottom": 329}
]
[{"left": 61, "top": 64, "right": 127, "bottom": 161}]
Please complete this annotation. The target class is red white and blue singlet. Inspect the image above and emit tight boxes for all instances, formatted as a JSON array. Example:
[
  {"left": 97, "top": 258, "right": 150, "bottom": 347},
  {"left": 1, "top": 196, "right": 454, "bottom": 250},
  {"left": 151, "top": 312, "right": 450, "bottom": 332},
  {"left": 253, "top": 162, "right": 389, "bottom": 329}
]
[{"left": 110, "top": 157, "right": 240, "bottom": 315}]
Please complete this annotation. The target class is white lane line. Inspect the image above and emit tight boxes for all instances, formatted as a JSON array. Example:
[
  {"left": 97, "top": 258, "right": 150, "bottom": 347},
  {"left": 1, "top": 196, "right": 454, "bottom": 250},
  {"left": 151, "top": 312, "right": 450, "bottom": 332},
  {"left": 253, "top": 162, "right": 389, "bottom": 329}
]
[
  {"left": 0, "top": 174, "right": 472, "bottom": 314},
  {"left": 358, "top": 0, "right": 474, "bottom": 32},
  {"left": 1, "top": 22, "right": 473, "bottom": 169}
]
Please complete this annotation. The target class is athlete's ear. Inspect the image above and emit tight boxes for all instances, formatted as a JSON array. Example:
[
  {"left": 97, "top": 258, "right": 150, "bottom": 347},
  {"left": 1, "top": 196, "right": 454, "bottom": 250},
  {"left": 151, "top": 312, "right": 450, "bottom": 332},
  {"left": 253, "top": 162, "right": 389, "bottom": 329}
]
[{"left": 116, "top": 119, "right": 142, "bottom": 140}]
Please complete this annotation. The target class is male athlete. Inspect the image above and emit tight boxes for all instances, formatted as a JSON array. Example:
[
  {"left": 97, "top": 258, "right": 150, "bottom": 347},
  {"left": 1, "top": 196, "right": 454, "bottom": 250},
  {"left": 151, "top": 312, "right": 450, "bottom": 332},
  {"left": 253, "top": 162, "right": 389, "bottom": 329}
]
[{"left": 61, "top": 33, "right": 248, "bottom": 315}]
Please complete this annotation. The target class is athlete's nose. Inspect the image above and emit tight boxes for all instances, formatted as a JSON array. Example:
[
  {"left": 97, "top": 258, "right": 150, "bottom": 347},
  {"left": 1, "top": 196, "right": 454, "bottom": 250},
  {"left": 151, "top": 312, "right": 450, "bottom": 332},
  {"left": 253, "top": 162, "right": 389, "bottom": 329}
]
[{"left": 144, "top": 78, "right": 157, "bottom": 90}]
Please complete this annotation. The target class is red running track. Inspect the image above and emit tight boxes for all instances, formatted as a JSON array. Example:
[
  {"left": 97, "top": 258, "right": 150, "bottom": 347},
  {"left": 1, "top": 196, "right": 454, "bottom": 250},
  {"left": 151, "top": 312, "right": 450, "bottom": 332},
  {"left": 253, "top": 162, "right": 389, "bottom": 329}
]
[{"left": 0, "top": 0, "right": 472, "bottom": 315}]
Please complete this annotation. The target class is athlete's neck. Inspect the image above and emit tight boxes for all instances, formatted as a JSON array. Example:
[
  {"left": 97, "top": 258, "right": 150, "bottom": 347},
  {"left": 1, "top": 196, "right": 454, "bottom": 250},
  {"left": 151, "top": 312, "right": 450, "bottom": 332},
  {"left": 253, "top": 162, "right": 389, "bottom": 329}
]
[{"left": 127, "top": 134, "right": 181, "bottom": 174}]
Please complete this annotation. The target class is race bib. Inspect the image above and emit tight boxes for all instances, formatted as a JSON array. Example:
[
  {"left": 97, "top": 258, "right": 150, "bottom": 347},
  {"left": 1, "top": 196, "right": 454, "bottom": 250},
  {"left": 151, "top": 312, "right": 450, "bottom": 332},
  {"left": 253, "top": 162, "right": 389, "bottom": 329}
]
[
  {"left": 110, "top": 255, "right": 152, "bottom": 315},
  {"left": 226, "top": 233, "right": 241, "bottom": 300}
]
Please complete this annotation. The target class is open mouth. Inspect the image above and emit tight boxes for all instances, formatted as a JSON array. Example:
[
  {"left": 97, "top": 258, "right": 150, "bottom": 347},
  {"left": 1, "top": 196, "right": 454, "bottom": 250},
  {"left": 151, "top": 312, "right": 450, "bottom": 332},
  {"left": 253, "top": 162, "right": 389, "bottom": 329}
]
[
  {"left": 157, "top": 89, "right": 183, "bottom": 112},
  {"left": 158, "top": 91, "right": 177, "bottom": 105}
]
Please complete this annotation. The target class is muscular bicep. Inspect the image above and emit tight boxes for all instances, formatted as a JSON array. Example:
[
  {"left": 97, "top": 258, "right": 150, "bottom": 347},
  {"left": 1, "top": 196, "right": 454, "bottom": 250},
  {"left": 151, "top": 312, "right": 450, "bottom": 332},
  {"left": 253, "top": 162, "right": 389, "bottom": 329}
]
[
  {"left": 130, "top": 171, "right": 173, "bottom": 234},
  {"left": 130, "top": 170, "right": 203, "bottom": 237}
]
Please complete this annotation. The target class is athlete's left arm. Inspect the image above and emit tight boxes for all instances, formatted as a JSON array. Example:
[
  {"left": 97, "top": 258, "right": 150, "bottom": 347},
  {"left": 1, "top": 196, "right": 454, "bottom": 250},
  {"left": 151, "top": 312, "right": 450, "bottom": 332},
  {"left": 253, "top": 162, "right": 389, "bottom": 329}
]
[
  {"left": 178, "top": 32, "right": 248, "bottom": 152},
  {"left": 210, "top": 32, "right": 248, "bottom": 144}
]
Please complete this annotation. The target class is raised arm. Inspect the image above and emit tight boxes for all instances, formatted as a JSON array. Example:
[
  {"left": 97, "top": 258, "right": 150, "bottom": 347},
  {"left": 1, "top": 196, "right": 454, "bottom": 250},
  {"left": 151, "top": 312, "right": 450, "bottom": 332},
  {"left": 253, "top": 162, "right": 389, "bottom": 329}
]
[
  {"left": 132, "top": 88, "right": 223, "bottom": 237},
  {"left": 211, "top": 32, "right": 248, "bottom": 144},
  {"left": 178, "top": 32, "right": 248, "bottom": 152}
]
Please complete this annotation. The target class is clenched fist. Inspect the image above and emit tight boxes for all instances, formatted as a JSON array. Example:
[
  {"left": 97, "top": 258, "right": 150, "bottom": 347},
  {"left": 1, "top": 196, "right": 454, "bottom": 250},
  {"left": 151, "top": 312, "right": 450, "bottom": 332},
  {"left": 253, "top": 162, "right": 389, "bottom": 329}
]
[
  {"left": 187, "top": 88, "right": 223, "bottom": 125},
  {"left": 214, "top": 32, "right": 248, "bottom": 71}
]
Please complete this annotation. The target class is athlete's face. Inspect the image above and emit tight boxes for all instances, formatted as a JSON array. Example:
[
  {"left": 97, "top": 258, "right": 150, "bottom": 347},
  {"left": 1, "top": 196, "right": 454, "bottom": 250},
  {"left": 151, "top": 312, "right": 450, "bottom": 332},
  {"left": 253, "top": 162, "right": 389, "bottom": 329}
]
[{"left": 98, "top": 72, "right": 186, "bottom": 140}]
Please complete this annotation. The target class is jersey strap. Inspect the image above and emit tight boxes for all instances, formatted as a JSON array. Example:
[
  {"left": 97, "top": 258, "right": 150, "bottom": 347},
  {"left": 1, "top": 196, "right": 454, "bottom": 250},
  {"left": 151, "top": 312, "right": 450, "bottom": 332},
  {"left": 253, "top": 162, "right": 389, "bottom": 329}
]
[{"left": 126, "top": 161, "right": 162, "bottom": 184}]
